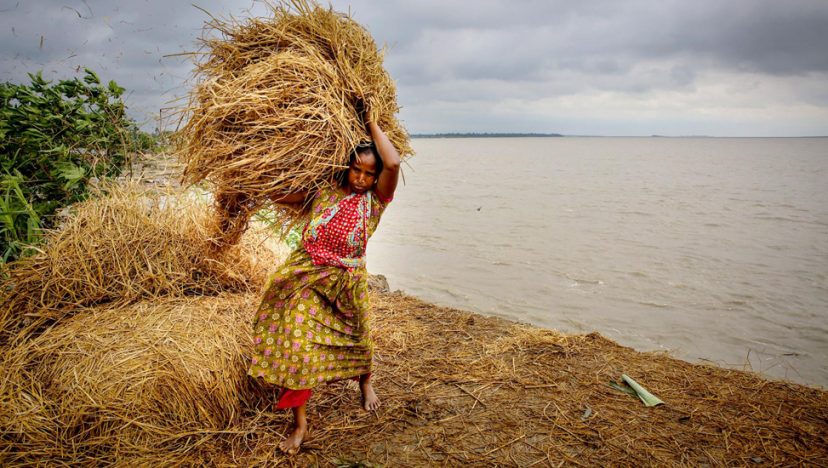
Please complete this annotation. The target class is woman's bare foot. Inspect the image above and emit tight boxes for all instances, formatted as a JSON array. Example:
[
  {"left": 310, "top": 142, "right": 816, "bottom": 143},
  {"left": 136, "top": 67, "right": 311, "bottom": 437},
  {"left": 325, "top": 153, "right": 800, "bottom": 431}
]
[
  {"left": 278, "top": 422, "right": 307, "bottom": 456},
  {"left": 278, "top": 403, "right": 308, "bottom": 456},
  {"left": 359, "top": 375, "right": 381, "bottom": 411}
]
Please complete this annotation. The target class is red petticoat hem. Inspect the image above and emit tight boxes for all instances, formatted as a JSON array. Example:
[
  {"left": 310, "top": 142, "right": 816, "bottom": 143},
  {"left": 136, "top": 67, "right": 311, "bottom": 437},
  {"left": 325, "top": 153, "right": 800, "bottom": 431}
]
[{"left": 274, "top": 373, "right": 371, "bottom": 409}]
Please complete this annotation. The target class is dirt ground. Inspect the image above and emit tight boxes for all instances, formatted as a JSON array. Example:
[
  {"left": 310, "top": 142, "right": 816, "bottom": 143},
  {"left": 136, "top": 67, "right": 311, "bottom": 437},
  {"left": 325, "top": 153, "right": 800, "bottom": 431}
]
[{"left": 227, "top": 291, "right": 828, "bottom": 467}]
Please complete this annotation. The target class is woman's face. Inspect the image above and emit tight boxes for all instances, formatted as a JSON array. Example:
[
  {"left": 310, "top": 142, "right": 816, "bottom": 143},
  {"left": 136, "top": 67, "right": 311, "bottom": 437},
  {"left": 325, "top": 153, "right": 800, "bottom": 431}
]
[{"left": 347, "top": 150, "right": 377, "bottom": 194}]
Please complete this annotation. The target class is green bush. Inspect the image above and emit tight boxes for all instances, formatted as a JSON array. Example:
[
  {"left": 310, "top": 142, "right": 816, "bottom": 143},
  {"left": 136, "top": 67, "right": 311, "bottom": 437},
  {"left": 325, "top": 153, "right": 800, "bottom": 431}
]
[
  {"left": 131, "top": 128, "right": 160, "bottom": 153},
  {"left": 0, "top": 69, "right": 139, "bottom": 263}
]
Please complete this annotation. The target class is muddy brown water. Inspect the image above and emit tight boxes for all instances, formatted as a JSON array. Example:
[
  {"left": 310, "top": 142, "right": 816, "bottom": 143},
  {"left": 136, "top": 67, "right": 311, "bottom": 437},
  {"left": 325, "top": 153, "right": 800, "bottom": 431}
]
[{"left": 367, "top": 137, "right": 828, "bottom": 388}]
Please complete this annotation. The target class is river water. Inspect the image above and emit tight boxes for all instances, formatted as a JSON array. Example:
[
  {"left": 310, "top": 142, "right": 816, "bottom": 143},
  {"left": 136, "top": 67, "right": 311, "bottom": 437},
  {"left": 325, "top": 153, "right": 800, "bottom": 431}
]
[{"left": 366, "top": 137, "right": 828, "bottom": 388}]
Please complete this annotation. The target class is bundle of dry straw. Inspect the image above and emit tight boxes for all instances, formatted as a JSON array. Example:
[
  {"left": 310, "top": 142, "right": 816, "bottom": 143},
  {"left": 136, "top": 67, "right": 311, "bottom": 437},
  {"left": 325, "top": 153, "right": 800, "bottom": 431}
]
[
  {"left": 0, "top": 294, "right": 259, "bottom": 465},
  {"left": 0, "top": 183, "right": 282, "bottom": 346},
  {"left": 177, "top": 0, "right": 412, "bottom": 246}
]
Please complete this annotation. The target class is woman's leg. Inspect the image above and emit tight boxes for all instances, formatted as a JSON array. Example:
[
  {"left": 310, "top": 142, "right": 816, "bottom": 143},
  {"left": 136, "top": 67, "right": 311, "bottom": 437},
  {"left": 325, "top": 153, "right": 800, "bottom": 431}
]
[
  {"left": 279, "top": 403, "right": 308, "bottom": 455},
  {"left": 359, "top": 373, "right": 381, "bottom": 411}
]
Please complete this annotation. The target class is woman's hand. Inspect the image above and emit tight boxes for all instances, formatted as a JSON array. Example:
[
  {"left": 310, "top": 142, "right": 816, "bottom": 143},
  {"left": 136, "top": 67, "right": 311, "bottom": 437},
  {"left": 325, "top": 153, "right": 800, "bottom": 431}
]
[{"left": 355, "top": 97, "right": 366, "bottom": 119}]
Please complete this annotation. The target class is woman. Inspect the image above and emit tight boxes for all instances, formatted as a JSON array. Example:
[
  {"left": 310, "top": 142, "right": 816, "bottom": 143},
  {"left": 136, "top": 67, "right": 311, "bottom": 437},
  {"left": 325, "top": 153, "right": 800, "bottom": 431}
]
[{"left": 247, "top": 110, "right": 401, "bottom": 455}]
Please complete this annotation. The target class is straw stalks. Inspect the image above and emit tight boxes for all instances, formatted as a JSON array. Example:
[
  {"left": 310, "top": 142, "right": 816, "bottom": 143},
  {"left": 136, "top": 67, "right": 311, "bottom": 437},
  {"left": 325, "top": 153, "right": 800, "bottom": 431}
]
[
  {"left": 177, "top": 0, "right": 412, "bottom": 248},
  {"left": 0, "top": 183, "right": 281, "bottom": 347},
  {"left": 1, "top": 294, "right": 258, "bottom": 465}
]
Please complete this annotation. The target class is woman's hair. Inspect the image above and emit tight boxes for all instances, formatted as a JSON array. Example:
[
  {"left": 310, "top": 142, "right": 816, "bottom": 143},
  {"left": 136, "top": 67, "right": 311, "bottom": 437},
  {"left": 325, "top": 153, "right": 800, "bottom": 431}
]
[{"left": 336, "top": 142, "right": 383, "bottom": 188}]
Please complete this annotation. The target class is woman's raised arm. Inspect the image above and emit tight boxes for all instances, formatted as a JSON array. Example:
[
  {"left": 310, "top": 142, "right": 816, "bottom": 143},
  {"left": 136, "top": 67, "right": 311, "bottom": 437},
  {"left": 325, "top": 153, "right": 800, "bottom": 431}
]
[{"left": 368, "top": 119, "right": 401, "bottom": 202}]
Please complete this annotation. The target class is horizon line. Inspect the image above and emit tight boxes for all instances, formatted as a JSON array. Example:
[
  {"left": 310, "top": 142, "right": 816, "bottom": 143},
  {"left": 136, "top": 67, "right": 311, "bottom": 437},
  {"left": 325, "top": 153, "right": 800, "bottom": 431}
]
[{"left": 410, "top": 132, "right": 828, "bottom": 138}]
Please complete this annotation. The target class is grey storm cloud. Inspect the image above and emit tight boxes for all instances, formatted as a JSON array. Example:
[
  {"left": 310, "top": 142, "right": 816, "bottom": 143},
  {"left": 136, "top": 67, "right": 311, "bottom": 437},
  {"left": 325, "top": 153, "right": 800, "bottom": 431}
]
[
  {"left": 379, "top": 0, "right": 828, "bottom": 81},
  {"left": 1, "top": 0, "right": 827, "bottom": 135}
]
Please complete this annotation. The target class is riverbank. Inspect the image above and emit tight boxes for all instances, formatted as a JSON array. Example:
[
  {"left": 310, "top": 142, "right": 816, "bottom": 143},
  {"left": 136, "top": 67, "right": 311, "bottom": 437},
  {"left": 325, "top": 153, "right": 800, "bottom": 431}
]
[{"left": 253, "top": 289, "right": 826, "bottom": 466}]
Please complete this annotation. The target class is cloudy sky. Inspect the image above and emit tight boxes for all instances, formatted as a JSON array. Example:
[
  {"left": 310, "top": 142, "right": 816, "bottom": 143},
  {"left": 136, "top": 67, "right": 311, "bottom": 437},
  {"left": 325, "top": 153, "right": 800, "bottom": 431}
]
[{"left": 2, "top": 0, "right": 827, "bottom": 136}]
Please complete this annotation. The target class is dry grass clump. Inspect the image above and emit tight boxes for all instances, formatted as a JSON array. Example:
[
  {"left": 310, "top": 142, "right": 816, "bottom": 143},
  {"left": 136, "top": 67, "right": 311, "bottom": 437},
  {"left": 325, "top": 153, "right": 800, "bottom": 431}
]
[
  {"left": 177, "top": 0, "right": 412, "bottom": 246},
  {"left": 0, "top": 183, "right": 282, "bottom": 346},
  {"left": 0, "top": 294, "right": 260, "bottom": 465}
]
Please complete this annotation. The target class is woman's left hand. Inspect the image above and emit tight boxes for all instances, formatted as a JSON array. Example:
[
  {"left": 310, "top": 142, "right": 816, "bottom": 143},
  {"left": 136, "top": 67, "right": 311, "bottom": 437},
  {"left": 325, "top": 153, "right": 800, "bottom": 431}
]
[{"left": 355, "top": 97, "right": 369, "bottom": 125}]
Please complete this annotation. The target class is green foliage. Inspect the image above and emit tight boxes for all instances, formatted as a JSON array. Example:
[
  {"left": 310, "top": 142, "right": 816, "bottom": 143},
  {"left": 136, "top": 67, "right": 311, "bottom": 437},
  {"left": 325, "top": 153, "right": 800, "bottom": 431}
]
[
  {"left": 252, "top": 208, "right": 303, "bottom": 250},
  {"left": 0, "top": 69, "right": 139, "bottom": 263},
  {"left": 130, "top": 128, "right": 160, "bottom": 153},
  {"left": 0, "top": 172, "right": 41, "bottom": 262}
]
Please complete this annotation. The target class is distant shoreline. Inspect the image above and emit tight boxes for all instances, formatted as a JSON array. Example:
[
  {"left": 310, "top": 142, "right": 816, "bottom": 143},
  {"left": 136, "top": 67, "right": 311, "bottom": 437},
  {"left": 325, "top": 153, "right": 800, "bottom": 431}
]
[
  {"left": 411, "top": 132, "right": 563, "bottom": 138},
  {"left": 410, "top": 133, "right": 828, "bottom": 139}
]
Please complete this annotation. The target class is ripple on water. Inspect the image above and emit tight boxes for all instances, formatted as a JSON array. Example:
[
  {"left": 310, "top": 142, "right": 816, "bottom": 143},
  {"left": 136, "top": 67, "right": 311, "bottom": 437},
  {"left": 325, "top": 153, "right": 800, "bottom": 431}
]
[{"left": 637, "top": 301, "right": 672, "bottom": 309}]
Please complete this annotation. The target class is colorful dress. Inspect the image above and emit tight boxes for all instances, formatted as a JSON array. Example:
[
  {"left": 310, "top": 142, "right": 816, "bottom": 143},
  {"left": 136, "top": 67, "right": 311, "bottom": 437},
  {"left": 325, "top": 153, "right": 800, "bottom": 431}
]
[{"left": 248, "top": 184, "right": 390, "bottom": 407}]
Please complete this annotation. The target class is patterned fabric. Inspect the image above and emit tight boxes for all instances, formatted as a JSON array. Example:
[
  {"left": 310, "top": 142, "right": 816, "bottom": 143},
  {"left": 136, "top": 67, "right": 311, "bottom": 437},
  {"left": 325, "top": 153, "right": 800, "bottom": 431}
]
[
  {"left": 247, "top": 185, "right": 389, "bottom": 390},
  {"left": 303, "top": 190, "right": 372, "bottom": 270}
]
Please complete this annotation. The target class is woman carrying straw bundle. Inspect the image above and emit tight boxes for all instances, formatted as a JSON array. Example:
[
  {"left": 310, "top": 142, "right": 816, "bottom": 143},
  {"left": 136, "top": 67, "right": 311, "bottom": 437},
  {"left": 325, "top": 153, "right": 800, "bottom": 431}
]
[{"left": 247, "top": 104, "right": 400, "bottom": 455}]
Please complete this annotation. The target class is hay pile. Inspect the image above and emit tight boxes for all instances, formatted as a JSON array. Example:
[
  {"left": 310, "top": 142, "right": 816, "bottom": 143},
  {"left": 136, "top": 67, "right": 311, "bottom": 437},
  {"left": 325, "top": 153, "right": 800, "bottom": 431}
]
[
  {"left": 0, "top": 295, "right": 258, "bottom": 465},
  {"left": 177, "top": 0, "right": 412, "bottom": 245},
  {"left": 0, "top": 175, "right": 291, "bottom": 465},
  {"left": 0, "top": 183, "right": 282, "bottom": 346}
]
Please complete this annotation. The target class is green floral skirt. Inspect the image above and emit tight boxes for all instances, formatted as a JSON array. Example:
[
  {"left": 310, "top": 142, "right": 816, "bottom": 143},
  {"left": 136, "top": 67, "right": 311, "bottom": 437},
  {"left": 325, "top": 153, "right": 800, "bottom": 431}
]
[{"left": 247, "top": 248, "right": 373, "bottom": 389}]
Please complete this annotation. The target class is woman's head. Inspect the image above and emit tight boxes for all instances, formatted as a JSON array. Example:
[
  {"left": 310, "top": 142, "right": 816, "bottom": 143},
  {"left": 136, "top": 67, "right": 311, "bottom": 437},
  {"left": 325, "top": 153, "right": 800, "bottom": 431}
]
[{"left": 339, "top": 143, "right": 383, "bottom": 194}]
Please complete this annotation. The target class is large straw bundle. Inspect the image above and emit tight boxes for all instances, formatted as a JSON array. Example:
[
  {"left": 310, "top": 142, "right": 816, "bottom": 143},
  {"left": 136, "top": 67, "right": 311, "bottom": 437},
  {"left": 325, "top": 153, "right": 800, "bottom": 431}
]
[
  {"left": 177, "top": 0, "right": 412, "bottom": 246},
  {"left": 0, "top": 183, "right": 283, "bottom": 346},
  {"left": 0, "top": 294, "right": 259, "bottom": 465}
]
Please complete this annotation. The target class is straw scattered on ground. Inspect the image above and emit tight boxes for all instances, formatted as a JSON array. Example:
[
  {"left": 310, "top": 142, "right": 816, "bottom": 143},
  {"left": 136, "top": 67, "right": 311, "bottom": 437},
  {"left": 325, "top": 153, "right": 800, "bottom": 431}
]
[{"left": 3, "top": 290, "right": 827, "bottom": 466}]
